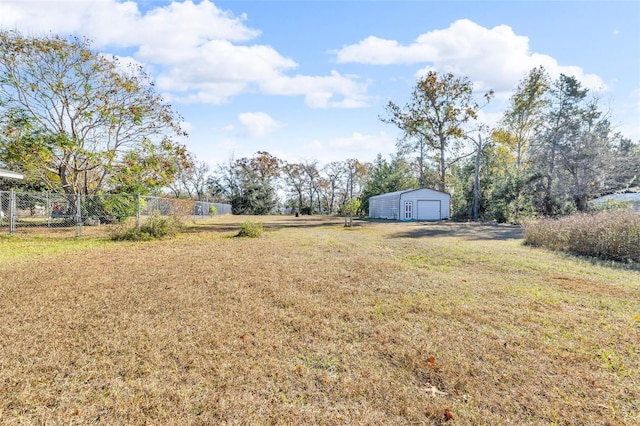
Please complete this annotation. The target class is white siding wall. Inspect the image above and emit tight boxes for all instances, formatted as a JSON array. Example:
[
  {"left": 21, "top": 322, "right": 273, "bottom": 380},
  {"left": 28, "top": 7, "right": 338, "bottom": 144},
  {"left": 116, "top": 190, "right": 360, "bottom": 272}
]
[
  {"left": 401, "top": 189, "right": 450, "bottom": 220},
  {"left": 369, "top": 188, "right": 451, "bottom": 221},
  {"left": 401, "top": 188, "right": 451, "bottom": 220},
  {"left": 369, "top": 192, "right": 401, "bottom": 219}
]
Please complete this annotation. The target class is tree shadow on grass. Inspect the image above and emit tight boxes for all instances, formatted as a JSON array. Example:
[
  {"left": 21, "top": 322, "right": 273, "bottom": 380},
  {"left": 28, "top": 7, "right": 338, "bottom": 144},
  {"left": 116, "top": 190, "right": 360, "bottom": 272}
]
[
  {"left": 182, "top": 215, "right": 350, "bottom": 234},
  {"left": 383, "top": 220, "right": 525, "bottom": 241}
]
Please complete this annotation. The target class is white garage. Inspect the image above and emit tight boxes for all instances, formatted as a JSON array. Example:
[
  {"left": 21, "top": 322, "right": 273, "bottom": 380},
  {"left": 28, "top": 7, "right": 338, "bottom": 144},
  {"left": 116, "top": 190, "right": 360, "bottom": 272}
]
[{"left": 368, "top": 188, "right": 450, "bottom": 221}]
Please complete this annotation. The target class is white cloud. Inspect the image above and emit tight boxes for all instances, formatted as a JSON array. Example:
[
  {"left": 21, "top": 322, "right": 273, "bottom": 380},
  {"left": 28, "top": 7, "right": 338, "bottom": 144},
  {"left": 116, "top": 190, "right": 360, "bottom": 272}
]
[
  {"left": 335, "top": 36, "right": 438, "bottom": 65},
  {"left": 0, "top": 0, "right": 257, "bottom": 48},
  {"left": 0, "top": 0, "right": 366, "bottom": 108},
  {"left": 337, "top": 19, "right": 606, "bottom": 95},
  {"left": 260, "top": 71, "right": 369, "bottom": 108},
  {"left": 329, "top": 131, "right": 395, "bottom": 153},
  {"left": 237, "top": 112, "right": 281, "bottom": 138},
  {"left": 295, "top": 131, "right": 396, "bottom": 164}
]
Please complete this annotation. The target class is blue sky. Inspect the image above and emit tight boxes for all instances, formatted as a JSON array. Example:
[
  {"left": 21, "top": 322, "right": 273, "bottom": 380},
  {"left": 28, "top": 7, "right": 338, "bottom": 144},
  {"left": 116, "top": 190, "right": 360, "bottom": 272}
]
[{"left": 1, "top": 0, "right": 638, "bottom": 169}]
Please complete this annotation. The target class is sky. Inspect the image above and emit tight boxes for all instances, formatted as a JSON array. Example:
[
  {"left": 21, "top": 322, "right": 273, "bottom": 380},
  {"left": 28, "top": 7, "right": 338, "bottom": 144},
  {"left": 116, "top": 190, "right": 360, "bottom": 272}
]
[{"left": 1, "top": 0, "right": 639, "bottom": 170}]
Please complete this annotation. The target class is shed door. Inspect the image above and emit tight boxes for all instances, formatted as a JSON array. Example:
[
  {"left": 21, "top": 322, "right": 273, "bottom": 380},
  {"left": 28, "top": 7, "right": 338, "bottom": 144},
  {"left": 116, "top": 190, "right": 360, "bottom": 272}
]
[
  {"left": 417, "top": 200, "right": 441, "bottom": 220},
  {"left": 404, "top": 201, "right": 413, "bottom": 220}
]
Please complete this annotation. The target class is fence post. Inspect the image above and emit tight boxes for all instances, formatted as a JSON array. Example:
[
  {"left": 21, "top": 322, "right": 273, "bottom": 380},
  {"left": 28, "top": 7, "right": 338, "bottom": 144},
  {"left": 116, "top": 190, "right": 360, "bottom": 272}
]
[
  {"left": 136, "top": 194, "right": 141, "bottom": 228},
  {"left": 0, "top": 191, "right": 3, "bottom": 233},
  {"left": 46, "top": 192, "right": 51, "bottom": 227},
  {"left": 9, "top": 189, "right": 16, "bottom": 236},
  {"left": 75, "top": 194, "right": 82, "bottom": 237}
]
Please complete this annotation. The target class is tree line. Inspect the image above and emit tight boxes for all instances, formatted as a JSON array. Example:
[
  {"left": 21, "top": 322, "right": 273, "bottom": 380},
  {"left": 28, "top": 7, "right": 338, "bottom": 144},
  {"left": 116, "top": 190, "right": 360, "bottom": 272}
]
[
  {"left": 381, "top": 67, "right": 639, "bottom": 221},
  {"left": 1, "top": 32, "right": 638, "bottom": 220}
]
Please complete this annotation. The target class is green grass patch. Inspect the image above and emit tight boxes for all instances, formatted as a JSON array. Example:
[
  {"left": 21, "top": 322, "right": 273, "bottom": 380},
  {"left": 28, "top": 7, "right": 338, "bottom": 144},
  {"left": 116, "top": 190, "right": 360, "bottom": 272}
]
[
  {"left": 111, "top": 214, "right": 182, "bottom": 241},
  {"left": 237, "top": 220, "right": 264, "bottom": 238}
]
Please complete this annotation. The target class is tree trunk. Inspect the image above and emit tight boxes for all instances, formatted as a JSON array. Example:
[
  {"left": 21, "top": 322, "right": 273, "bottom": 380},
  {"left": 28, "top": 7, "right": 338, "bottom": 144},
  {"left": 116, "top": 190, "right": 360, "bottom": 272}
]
[
  {"left": 472, "top": 135, "right": 482, "bottom": 221},
  {"left": 439, "top": 136, "right": 446, "bottom": 192}
]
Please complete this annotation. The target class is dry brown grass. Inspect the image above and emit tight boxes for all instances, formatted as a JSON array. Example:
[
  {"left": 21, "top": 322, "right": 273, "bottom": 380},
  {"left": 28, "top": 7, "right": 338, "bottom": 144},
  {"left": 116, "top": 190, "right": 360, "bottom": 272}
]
[
  {"left": 1, "top": 216, "right": 638, "bottom": 425},
  {"left": 523, "top": 210, "right": 640, "bottom": 263}
]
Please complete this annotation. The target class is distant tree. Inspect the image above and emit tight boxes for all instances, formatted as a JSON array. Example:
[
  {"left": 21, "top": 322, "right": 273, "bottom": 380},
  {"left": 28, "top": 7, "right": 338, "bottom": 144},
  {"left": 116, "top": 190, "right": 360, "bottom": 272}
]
[
  {"left": 166, "top": 155, "right": 209, "bottom": 200},
  {"left": 247, "top": 151, "right": 281, "bottom": 183},
  {"left": 469, "top": 133, "right": 490, "bottom": 221},
  {"left": 342, "top": 158, "right": 368, "bottom": 205},
  {"left": 302, "top": 160, "right": 321, "bottom": 214},
  {"left": 282, "top": 162, "right": 306, "bottom": 214},
  {"left": 188, "top": 160, "right": 211, "bottom": 200},
  {"left": 0, "top": 31, "right": 187, "bottom": 195},
  {"left": 383, "top": 71, "right": 492, "bottom": 191},
  {"left": 500, "top": 67, "right": 550, "bottom": 170},
  {"left": 552, "top": 97, "right": 640, "bottom": 212},
  {"left": 530, "top": 74, "right": 589, "bottom": 215},
  {"left": 360, "top": 153, "right": 418, "bottom": 213},
  {"left": 492, "top": 67, "right": 550, "bottom": 220},
  {"left": 321, "top": 161, "right": 345, "bottom": 214},
  {"left": 230, "top": 169, "right": 277, "bottom": 214},
  {"left": 612, "top": 137, "right": 640, "bottom": 191},
  {"left": 208, "top": 152, "right": 280, "bottom": 214}
]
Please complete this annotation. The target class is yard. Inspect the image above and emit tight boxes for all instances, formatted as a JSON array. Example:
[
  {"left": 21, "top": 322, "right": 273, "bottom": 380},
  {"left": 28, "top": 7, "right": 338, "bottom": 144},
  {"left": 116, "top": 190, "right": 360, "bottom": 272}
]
[{"left": 0, "top": 216, "right": 638, "bottom": 425}]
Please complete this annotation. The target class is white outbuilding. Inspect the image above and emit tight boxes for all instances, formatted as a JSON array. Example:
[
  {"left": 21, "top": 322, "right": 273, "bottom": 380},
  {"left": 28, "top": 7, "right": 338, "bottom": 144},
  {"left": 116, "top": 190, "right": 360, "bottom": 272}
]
[
  {"left": 0, "top": 168, "right": 24, "bottom": 180},
  {"left": 368, "top": 188, "right": 451, "bottom": 221}
]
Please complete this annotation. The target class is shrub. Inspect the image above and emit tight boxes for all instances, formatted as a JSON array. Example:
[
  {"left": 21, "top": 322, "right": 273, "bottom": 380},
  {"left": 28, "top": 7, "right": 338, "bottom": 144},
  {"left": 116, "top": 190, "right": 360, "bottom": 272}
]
[
  {"left": 237, "top": 220, "right": 263, "bottom": 238},
  {"left": 111, "top": 214, "right": 181, "bottom": 241},
  {"left": 300, "top": 206, "right": 313, "bottom": 215},
  {"left": 101, "top": 194, "right": 142, "bottom": 222},
  {"left": 523, "top": 210, "right": 640, "bottom": 263}
]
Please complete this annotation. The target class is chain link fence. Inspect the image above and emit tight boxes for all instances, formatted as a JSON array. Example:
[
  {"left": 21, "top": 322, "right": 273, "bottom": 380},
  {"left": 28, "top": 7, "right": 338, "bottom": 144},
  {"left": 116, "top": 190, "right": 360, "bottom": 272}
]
[{"left": 0, "top": 190, "right": 231, "bottom": 238}]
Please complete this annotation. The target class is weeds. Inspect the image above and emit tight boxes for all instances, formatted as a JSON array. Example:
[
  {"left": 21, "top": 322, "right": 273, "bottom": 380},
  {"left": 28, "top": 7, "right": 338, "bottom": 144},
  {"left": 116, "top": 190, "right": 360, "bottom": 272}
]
[
  {"left": 237, "top": 220, "right": 263, "bottom": 237},
  {"left": 523, "top": 210, "right": 640, "bottom": 263},
  {"left": 111, "top": 214, "right": 182, "bottom": 241}
]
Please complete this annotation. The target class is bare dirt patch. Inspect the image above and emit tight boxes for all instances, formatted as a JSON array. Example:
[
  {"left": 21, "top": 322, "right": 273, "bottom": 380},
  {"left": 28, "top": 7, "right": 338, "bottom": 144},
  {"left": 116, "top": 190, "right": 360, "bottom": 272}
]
[{"left": 1, "top": 216, "right": 638, "bottom": 425}]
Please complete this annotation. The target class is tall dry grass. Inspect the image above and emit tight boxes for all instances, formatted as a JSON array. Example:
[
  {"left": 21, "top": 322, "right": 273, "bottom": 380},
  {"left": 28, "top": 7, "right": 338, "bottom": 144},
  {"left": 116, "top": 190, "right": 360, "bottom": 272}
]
[
  {"left": 0, "top": 216, "right": 638, "bottom": 425},
  {"left": 523, "top": 210, "right": 640, "bottom": 264}
]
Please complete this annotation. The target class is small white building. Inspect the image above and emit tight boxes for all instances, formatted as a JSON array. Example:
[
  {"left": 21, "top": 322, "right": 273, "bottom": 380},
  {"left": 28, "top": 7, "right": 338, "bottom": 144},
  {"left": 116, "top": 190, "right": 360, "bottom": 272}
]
[
  {"left": 0, "top": 168, "right": 24, "bottom": 180},
  {"left": 369, "top": 188, "right": 451, "bottom": 221}
]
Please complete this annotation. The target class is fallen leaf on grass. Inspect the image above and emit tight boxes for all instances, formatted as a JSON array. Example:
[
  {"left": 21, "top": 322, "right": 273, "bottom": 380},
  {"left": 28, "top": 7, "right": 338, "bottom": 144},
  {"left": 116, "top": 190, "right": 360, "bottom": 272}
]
[
  {"left": 423, "top": 356, "right": 439, "bottom": 371},
  {"left": 444, "top": 408, "right": 454, "bottom": 421}
]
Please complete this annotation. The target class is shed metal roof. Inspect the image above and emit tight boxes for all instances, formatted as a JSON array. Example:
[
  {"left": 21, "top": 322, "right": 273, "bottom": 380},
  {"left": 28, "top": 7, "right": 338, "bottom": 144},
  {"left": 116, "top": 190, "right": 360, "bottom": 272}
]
[{"left": 368, "top": 187, "right": 450, "bottom": 199}]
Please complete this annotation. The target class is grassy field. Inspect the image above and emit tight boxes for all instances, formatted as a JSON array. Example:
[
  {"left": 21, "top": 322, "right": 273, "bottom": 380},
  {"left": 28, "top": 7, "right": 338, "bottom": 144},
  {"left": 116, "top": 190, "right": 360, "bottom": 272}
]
[{"left": 0, "top": 216, "right": 638, "bottom": 425}]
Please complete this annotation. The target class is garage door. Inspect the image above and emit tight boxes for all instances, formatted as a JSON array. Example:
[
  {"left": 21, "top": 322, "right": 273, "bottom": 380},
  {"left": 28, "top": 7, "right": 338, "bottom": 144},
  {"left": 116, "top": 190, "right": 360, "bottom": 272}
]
[{"left": 416, "top": 200, "right": 441, "bottom": 220}]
